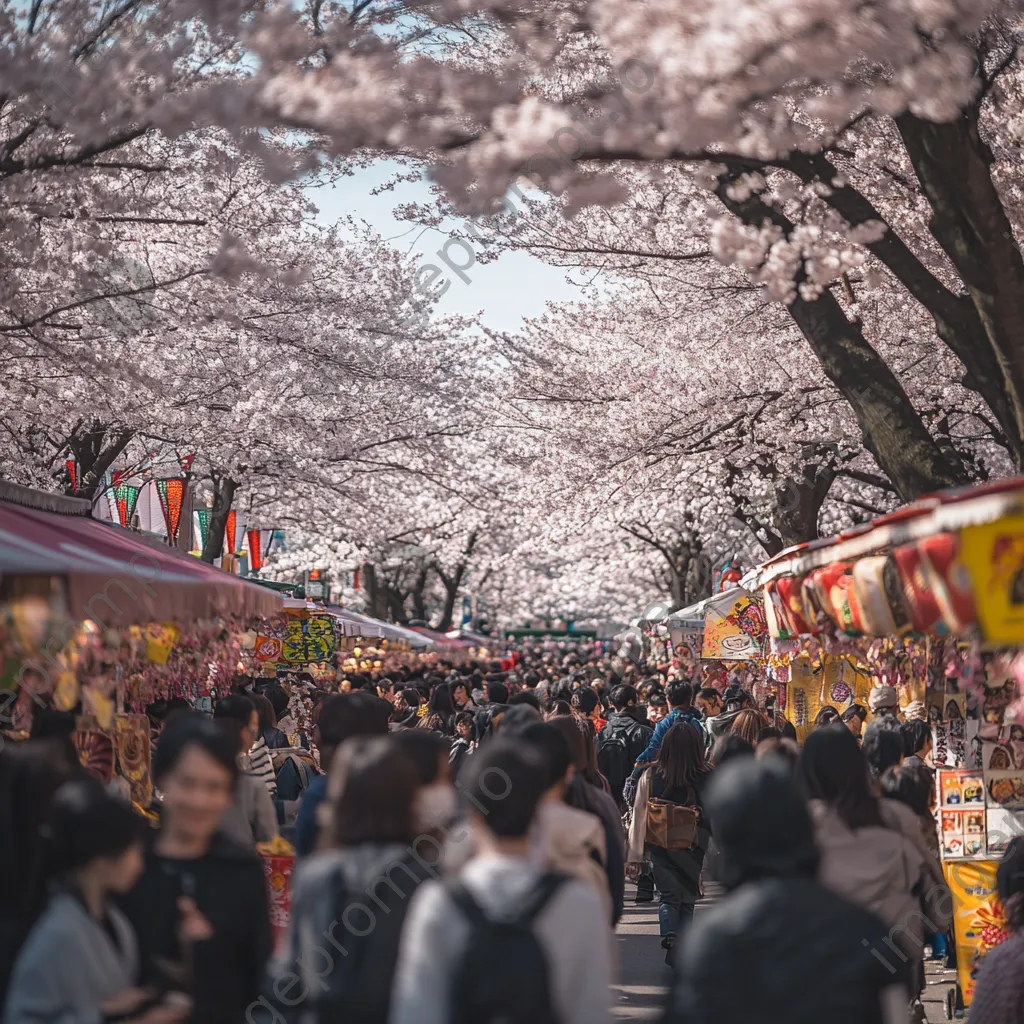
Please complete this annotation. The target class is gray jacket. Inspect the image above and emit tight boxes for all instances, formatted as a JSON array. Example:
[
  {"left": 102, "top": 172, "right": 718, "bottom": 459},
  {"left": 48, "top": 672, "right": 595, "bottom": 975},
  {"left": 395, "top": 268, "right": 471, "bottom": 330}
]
[
  {"left": 219, "top": 757, "right": 279, "bottom": 849},
  {"left": 3, "top": 890, "right": 138, "bottom": 1024}
]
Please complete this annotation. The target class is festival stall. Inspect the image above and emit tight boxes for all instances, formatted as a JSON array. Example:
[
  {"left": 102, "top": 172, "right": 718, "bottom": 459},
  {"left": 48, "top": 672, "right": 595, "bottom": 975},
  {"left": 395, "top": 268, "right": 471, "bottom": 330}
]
[
  {"left": 0, "top": 481, "right": 282, "bottom": 813},
  {"left": 738, "top": 476, "right": 1024, "bottom": 1010}
]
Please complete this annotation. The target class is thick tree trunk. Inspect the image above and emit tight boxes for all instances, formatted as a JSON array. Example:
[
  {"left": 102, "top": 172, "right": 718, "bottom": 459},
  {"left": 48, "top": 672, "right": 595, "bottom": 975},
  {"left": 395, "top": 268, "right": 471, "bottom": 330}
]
[
  {"left": 437, "top": 574, "right": 463, "bottom": 632},
  {"left": 362, "top": 563, "right": 388, "bottom": 620},
  {"left": 68, "top": 425, "right": 133, "bottom": 500},
  {"left": 773, "top": 460, "right": 837, "bottom": 549},
  {"left": 717, "top": 183, "right": 968, "bottom": 502},
  {"left": 788, "top": 151, "right": 1022, "bottom": 461},
  {"left": 386, "top": 586, "right": 408, "bottom": 624},
  {"left": 787, "top": 286, "right": 966, "bottom": 500},
  {"left": 896, "top": 109, "right": 1024, "bottom": 459},
  {"left": 411, "top": 566, "right": 429, "bottom": 623},
  {"left": 200, "top": 476, "right": 237, "bottom": 563}
]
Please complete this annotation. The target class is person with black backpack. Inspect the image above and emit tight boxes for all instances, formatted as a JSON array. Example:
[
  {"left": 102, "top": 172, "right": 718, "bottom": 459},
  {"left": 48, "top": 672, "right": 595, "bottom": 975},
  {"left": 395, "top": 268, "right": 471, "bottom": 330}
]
[
  {"left": 389, "top": 739, "right": 613, "bottom": 1024},
  {"left": 626, "top": 721, "right": 710, "bottom": 965},
  {"left": 596, "top": 685, "right": 653, "bottom": 808},
  {"left": 270, "top": 736, "right": 434, "bottom": 1024}
]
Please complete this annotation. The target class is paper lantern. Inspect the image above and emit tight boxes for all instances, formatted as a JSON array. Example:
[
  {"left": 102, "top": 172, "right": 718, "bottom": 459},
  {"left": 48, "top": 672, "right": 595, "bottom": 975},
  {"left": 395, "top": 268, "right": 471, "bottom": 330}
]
[
  {"left": 65, "top": 459, "right": 77, "bottom": 492},
  {"left": 155, "top": 478, "right": 186, "bottom": 544},
  {"left": 114, "top": 483, "right": 141, "bottom": 529}
]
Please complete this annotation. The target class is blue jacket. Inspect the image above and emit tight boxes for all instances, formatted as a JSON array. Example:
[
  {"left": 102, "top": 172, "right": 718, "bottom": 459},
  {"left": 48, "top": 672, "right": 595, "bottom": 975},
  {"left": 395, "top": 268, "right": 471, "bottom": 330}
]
[
  {"left": 636, "top": 708, "right": 705, "bottom": 765},
  {"left": 294, "top": 773, "right": 328, "bottom": 857}
]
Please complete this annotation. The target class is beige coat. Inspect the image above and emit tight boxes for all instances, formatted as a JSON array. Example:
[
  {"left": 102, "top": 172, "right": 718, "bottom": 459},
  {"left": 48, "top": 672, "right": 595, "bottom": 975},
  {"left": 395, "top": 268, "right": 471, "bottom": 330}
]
[
  {"left": 808, "top": 799, "right": 932, "bottom": 961},
  {"left": 531, "top": 800, "right": 611, "bottom": 920}
]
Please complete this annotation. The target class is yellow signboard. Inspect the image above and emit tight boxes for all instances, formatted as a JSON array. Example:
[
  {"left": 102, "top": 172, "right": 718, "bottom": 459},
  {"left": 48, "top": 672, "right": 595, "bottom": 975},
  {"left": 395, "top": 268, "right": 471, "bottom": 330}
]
[
  {"left": 961, "top": 514, "right": 1024, "bottom": 644},
  {"left": 944, "top": 859, "right": 1010, "bottom": 1007}
]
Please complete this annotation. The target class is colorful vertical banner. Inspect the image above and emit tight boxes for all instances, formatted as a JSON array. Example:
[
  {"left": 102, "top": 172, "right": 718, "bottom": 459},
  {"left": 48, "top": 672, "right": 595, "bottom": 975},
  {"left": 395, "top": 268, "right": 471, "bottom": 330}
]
[
  {"left": 155, "top": 478, "right": 185, "bottom": 544},
  {"left": 224, "top": 509, "right": 237, "bottom": 556},
  {"left": 114, "top": 483, "right": 141, "bottom": 529},
  {"left": 247, "top": 529, "right": 263, "bottom": 571},
  {"left": 944, "top": 859, "right": 1009, "bottom": 1007},
  {"left": 196, "top": 509, "right": 210, "bottom": 549},
  {"left": 65, "top": 459, "right": 77, "bottom": 492}
]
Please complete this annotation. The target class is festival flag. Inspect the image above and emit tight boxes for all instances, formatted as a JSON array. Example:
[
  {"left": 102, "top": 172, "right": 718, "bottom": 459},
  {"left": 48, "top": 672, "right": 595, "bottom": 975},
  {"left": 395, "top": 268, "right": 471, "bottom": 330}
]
[
  {"left": 247, "top": 529, "right": 263, "bottom": 571},
  {"left": 114, "top": 484, "right": 141, "bottom": 528},
  {"left": 155, "top": 478, "right": 186, "bottom": 545},
  {"left": 196, "top": 509, "right": 211, "bottom": 549},
  {"left": 66, "top": 459, "right": 77, "bottom": 492},
  {"left": 224, "top": 509, "right": 237, "bottom": 556}
]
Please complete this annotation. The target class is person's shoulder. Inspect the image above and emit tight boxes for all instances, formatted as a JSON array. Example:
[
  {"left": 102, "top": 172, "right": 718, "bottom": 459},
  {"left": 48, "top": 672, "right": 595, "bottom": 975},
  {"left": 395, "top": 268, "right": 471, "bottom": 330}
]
[
  {"left": 207, "top": 830, "right": 264, "bottom": 864},
  {"left": 977, "top": 931, "right": 1024, "bottom": 973}
]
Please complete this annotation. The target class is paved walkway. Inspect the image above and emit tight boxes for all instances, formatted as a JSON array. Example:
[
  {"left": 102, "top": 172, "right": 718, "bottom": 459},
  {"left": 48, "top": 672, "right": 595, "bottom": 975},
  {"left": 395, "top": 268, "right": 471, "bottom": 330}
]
[{"left": 613, "top": 884, "right": 961, "bottom": 1022}]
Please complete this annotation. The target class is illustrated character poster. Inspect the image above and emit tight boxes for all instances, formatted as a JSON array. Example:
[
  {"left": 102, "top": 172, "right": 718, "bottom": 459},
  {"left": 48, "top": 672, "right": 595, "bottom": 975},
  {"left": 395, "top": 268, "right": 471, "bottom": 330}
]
[{"left": 945, "top": 861, "right": 1010, "bottom": 1007}]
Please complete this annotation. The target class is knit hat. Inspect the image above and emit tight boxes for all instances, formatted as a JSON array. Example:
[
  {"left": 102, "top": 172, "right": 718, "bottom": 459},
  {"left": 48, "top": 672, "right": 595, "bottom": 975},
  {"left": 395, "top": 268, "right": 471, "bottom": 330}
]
[
  {"left": 868, "top": 685, "right": 899, "bottom": 713},
  {"left": 903, "top": 700, "right": 927, "bottom": 721}
]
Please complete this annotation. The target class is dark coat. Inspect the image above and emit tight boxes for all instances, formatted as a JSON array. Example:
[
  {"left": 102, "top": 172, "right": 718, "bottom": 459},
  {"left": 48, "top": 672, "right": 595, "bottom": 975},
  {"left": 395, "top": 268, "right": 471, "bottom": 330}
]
[
  {"left": 664, "top": 876, "right": 909, "bottom": 1024},
  {"left": 664, "top": 758, "right": 909, "bottom": 1024},
  {"left": 118, "top": 832, "right": 272, "bottom": 1024}
]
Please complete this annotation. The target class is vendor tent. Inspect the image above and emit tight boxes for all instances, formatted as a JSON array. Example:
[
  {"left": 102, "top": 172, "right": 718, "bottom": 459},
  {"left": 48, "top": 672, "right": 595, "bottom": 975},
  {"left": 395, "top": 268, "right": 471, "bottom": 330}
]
[
  {"left": 0, "top": 481, "right": 281, "bottom": 626},
  {"left": 326, "top": 607, "right": 432, "bottom": 649},
  {"left": 411, "top": 626, "right": 474, "bottom": 648}
]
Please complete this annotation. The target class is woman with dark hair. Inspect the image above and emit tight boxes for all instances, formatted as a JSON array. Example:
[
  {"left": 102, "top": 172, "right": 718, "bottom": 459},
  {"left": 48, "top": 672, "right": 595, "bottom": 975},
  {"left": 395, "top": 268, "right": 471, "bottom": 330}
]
[
  {"left": 813, "top": 705, "right": 840, "bottom": 730},
  {"left": 545, "top": 699, "right": 572, "bottom": 720},
  {"left": 801, "top": 726, "right": 940, "bottom": 1009},
  {"left": 274, "top": 737, "right": 435, "bottom": 1024},
  {"left": 118, "top": 714, "right": 272, "bottom": 1024},
  {"left": 710, "top": 732, "right": 754, "bottom": 768},
  {"left": 448, "top": 680, "right": 476, "bottom": 711},
  {"left": 393, "top": 730, "right": 456, "bottom": 836},
  {"left": 3, "top": 779, "right": 187, "bottom": 1024},
  {"left": 420, "top": 684, "right": 456, "bottom": 736},
  {"left": 626, "top": 722, "right": 710, "bottom": 963},
  {"left": 547, "top": 715, "right": 626, "bottom": 926},
  {"left": 969, "top": 836, "right": 1024, "bottom": 1024},
  {"left": 212, "top": 694, "right": 278, "bottom": 846},
  {"left": 861, "top": 716, "right": 906, "bottom": 786},
  {"left": 249, "top": 693, "right": 288, "bottom": 750},
  {"left": 0, "top": 745, "right": 79, "bottom": 1011},
  {"left": 900, "top": 719, "right": 933, "bottom": 772}
]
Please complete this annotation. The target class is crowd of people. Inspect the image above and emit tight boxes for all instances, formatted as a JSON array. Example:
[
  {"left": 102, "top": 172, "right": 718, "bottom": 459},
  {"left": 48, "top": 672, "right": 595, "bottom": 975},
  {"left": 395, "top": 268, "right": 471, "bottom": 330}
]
[{"left": 0, "top": 645, "right": 1021, "bottom": 1024}]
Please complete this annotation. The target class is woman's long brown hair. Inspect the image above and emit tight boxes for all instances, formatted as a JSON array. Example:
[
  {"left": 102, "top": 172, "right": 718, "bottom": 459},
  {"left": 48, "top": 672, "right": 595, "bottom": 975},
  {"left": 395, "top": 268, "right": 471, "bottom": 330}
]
[{"left": 656, "top": 721, "right": 707, "bottom": 790}]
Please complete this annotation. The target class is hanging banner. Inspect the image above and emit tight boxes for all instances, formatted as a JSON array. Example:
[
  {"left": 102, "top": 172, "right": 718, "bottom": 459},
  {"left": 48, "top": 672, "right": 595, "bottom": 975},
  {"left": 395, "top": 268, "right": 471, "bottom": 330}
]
[
  {"left": 155, "top": 478, "right": 186, "bottom": 544},
  {"left": 196, "top": 509, "right": 210, "bottom": 549},
  {"left": 247, "top": 529, "right": 263, "bottom": 571},
  {"left": 944, "top": 859, "right": 1009, "bottom": 1007},
  {"left": 114, "top": 483, "right": 141, "bottom": 529},
  {"left": 224, "top": 509, "right": 237, "bottom": 556},
  {"left": 701, "top": 590, "right": 767, "bottom": 661}
]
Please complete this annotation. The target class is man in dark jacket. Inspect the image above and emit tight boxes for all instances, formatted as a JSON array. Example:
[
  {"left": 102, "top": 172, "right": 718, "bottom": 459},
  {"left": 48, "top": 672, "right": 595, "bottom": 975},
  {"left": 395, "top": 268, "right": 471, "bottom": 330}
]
[
  {"left": 665, "top": 758, "right": 911, "bottom": 1024},
  {"left": 597, "top": 684, "right": 653, "bottom": 806}
]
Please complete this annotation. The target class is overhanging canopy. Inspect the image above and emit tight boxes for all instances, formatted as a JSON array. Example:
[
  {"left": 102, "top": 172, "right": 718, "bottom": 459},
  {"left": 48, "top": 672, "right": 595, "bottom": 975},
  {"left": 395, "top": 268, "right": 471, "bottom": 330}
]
[{"left": 0, "top": 486, "right": 281, "bottom": 626}]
